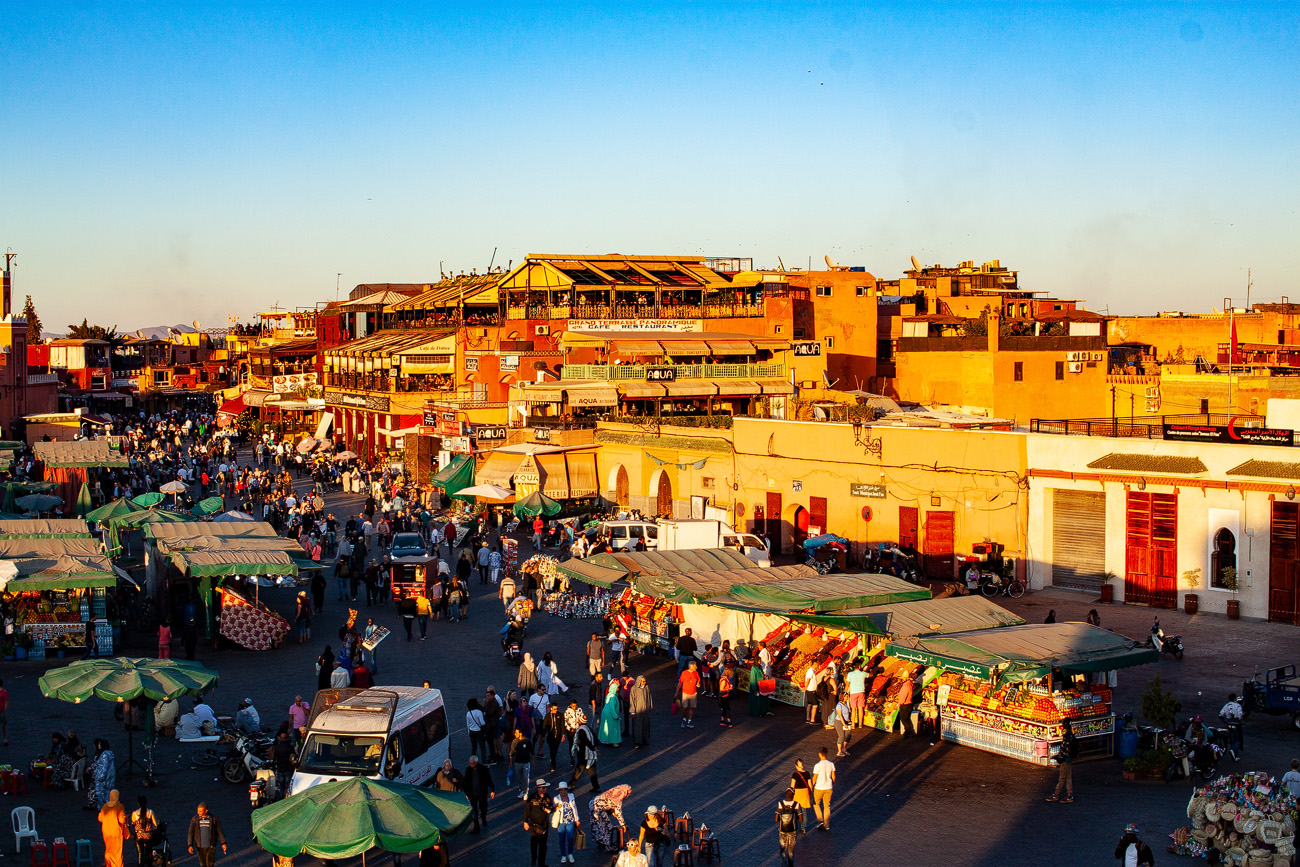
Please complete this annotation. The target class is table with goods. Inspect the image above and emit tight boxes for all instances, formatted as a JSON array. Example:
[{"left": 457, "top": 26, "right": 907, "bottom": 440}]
[
  {"left": 5, "top": 587, "right": 113, "bottom": 659},
  {"left": 608, "top": 588, "right": 675, "bottom": 652},
  {"left": 928, "top": 672, "right": 1115, "bottom": 766},
  {"left": 736, "top": 621, "right": 867, "bottom": 706},
  {"left": 1170, "top": 771, "right": 1296, "bottom": 865}
]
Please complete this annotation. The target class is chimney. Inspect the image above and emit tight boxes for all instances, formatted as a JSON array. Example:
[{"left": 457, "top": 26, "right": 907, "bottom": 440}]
[
  {"left": 1, "top": 266, "right": 10, "bottom": 318},
  {"left": 987, "top": 309, "right": 1000, "bottom": 353}
]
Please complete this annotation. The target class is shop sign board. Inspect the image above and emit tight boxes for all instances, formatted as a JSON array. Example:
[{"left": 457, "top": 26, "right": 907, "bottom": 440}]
[
  {"left": 1163, "top": 422, "right": 1294, "bottom": 446},
  {"left": 473, "top": 425, "right": 507, "bottom": 441},
  {"left": 500, "top": 355, "right": 520, "bottom": 371},
  {"left": 792, "top": 342, "right": 822, "bottom": 357},
  {"left": 465, "top": 356, "right": 479, "bottom": 371},
  {"left": 850, "top": 483, "right": 887, "bottom": 498},
  {"left": 569, "top": 319, "right": 702, "bottom": 333},
  {"left": 324, "top": 390, "right": 390, "bottom": 412},
  {"left": 444, "top": 436, "right": 472, "bottom": 454},
  {"left": 534, "top": 427, "right": 552, "bottom": 441},
  {"left": 645, "top": 367, "right": 677, "bottom": 382}
]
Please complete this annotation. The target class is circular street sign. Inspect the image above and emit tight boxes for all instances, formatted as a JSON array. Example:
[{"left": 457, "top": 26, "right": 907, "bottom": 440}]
[{"left": 861, "top": 506, "right": 873, "bottom": 521}]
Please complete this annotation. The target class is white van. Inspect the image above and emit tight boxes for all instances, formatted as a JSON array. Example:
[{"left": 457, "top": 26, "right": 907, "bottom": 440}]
[
  {"left": 600, "top": 520, "right": 658, "bottom": 551},
  {"left": 289, "top": 686, "right": 448, "bottom": 795}
]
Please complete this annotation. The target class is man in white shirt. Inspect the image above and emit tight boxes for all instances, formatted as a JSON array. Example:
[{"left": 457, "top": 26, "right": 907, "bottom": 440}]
[
  {"left": 811, "top": 747, "right": 836, "bottom": 831},
  {"left": 176, "top": 711, "right": 203, "bottom": 740},
  {"left": 235, "top": 698, "right": 260, "bottom": 734},
  {"left": 1282, "top": 758, "right": 1300, "bottom": 798},
  {"left": 1219, "top": 692, "right": 1244, "bottom": 760},
  {"left": 527, "top": 685, "right": 550, "bottom": 722},
  {"left": 192, "top": 699, "right": 217, "bottom": 728},
  {"left": 329, "top": 661, "right": 350, "bottom": 688}
]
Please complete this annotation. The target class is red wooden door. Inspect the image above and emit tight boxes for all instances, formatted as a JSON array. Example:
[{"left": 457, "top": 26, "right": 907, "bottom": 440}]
[
  {"left": 923, "top": 510, "right": 955, "bottom": 579},
  {"left": 809, "top": 496, "right": 828, "bottom": 536},
  {"left": 899, "top": 507, "right": 919, "bottom": 549},
  {"left": 766, "top": 492, "right": 783, "bottom": 555},
  {"left": 1269, "top": 502, "right": 1300, "bottom": 624},
  {"left": 1124, "top": 491, "right": 1177, "bottom": 608}
]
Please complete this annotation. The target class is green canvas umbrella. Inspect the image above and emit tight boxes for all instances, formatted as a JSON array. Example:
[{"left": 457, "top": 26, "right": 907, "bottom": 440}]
[
  {"left": 191, "top": 496, "right": 225, "bottom": 517},
  {"left": 513, "top": 490, "right": 562, "bottom": 518},
  {"left": 131, "top": 492, "right": 164, "bottom": 508},
  {"left": 251, "top": 777, "right": 472, "bottom": 860},
  {"left": 74, "top": 482, "right": 93, "bottom": 518},
  {"left": 17, "top": 493, "right": 64, "bottom": 512},
  {"left": 38, "top": 657, "right": 219, "bottom": 779},
  {"left": 1, "top": 484, "right": 16, "bottom": 515},
  {"left": 38, "top": 656, "right": 219, "bottom": 703},
  {"left": 86, "top": 497, "right": 146, "bottom": 522}
]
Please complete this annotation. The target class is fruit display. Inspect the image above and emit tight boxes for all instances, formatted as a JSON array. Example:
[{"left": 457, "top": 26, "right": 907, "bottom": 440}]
[
  {"left": 609, "top": 589, "right": 676, "bottom": 650},
  {"left": 759, "top": 622, "right": 867, "bottom": 686},
  {"left": 925, "top": 670, "right": 1114, "bottom": 745}
]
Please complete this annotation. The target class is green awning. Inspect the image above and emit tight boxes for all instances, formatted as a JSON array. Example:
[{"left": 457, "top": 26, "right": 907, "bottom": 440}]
[
  {"left": 169, "top": 549, "right": 300, "bottom": 578},
  {"left": 6, "top": 573, "right": 116, "bottom": 591},
  {"left": 784, "top": 612, "right": 886, "bottom": 636},
  {"left": 713, "top": 574, "right": 929, "bottom": 613},
  {"left": 885, "top": 623, "right": 1158, "bottom": 683},
  {"left": 557, "top": 558, "right": 627, "bottom": 588},
  {"left": 431, "top": 455, "right": 474, "bottom": 501}
]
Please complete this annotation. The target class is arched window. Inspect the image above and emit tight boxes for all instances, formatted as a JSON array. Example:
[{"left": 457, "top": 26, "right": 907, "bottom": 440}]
[{"left": 1211, "top": 528, "right": 1237, "bottom": 589}]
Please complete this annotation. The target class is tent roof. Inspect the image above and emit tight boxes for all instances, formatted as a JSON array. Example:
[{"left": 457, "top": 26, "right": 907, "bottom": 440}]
[
  {"left": 431, "top": 455, "right": 474, "bottom": 500},
  {"left": 885, "top": 622, "right": 1158, "bottom": 682},
  {"left": 0, "top": 537, "right": 103, "bottom": 559},
  {"left": 169, "top": 549, "right": 300, "bottom": 577},
  {"left": 0, "top": 518, "right": 92, "bottom": 539},
  {"left": 33, "top": 440, "right": 130, "bottom": 468},
  {"left": 589, "top": 547, "right": 757, "bottom": 578},
  {"left": 144, "top": 522, "right": 280, "bottom": 544},
  {"left": 556, "top": 557, "right": 629, "bottom": 589},
  {"left": 708, "top": 572, "right": 930, "bottom": 613},
  {"left": 843, "top": 595, "right": 1026, "bottom": 638}
]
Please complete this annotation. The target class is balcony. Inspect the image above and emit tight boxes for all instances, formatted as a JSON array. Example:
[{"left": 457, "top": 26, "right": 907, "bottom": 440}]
[
  {"left": 326, "top": 373, "right": 457, "bottom": 394},
  {"left": 505, "top": 302, "right": 764, "bottom": 321},
  {"left": 562, "top": 362, "right": 784, "bottom": 380}
]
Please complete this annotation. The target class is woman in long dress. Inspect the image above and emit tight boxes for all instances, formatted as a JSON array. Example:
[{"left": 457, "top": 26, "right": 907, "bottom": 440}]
[
  {"left": 598, "top": 681, "right": 622, "bottom": 747},
  {"left": 539, "top": 651, "right": 567, "bottom": 695},
  {"left": 748, "top": 662, "right": 771, "bottom": 717},
  {"left": 88, "top": 739, "right": 116, "bottom": 809},
  {"left": 589, "top": 784, "right": 631, "bottom": 851},
  {"left": 97, "top": 789, "right": 128, "bottom": 867}
]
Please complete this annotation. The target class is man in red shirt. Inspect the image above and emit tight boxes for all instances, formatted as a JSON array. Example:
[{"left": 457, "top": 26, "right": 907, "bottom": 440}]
[{"left": 676, "top": 661, "right": 701, "bottom": 729}]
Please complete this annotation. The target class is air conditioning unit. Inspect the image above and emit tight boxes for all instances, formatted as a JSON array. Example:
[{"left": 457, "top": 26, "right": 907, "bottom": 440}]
[
  {"left": 1068, "top": 362, "right": 1083, "bottom": 373},
  {"left": 1093, "top": 352, "right": 1105, "bottom": 361},
  {"left": 1145, "top": 386, "right": 1159, "bottom": 398},
  {"left": 1065, "top": 351, "right": 1081, "bottom": 361},
  {"left": 535, "top": 325, "right": 550, "bottom": 336}
]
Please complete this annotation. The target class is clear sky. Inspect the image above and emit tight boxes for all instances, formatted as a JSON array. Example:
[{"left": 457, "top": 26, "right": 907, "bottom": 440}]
[{"left": 2, "top": 2, "right": 1297, "bottom": 332}]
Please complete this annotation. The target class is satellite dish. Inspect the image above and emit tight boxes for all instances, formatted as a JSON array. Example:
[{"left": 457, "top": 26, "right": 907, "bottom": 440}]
[
  {"left": 910, "top": 255, "right": 922, "bottom": 271},
  {"left": 824, "top": 255, "right": 837, "bottom": 270},
  {"left": 192, "top": 320, "right": 201, "bottom": 330}
]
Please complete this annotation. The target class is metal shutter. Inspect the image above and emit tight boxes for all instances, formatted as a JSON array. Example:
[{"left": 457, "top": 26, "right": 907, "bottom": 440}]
[{"left": 1051, "top": 490, "right": 1107, "bottom": 590}]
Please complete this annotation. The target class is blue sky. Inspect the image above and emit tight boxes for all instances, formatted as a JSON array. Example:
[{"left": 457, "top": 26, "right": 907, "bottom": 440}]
[{"left": 2, "top": 3, "right": 1296, "bottom": 330}]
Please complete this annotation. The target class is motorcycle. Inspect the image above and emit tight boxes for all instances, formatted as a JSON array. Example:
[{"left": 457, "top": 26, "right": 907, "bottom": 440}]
[
  {"left": 222, "top": 733, "right": 272, "bottom": 784},
  {"left": 1146, "top": 617, "right": 1184, "bottom": 660},
  {"left": 1162, "top": 723, "right": 1226, "bottom": 782}
]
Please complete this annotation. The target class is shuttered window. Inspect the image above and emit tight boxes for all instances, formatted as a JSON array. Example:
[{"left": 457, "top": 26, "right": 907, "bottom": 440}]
[{"left": 1050, "top": 490, "right": 1106, "bottom": 590}]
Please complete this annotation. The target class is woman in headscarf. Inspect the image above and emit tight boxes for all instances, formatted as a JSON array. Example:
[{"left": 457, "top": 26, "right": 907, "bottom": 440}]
[
  {"left": 538, "top": 651, "right": 567, "bottom": 695},
  {"left": 97, "top": 789, "right": 129, "bottom": 867},
  {"left": 599, "top": 680, "right": 622, "bottom": 747},
  {"left": 589, "top": 784, "right": 631, "bottom": 851},
  {"left": 316, "top": 645, "right": 334, "bottom": 691},
  {"left": 518, "top": 653, "right": 539, "bottom": 694},
  {"left": 87, "top": 738, "right": 116, "bottom": 810},
  {"left": 748, "top": 660, "right": 771, "bottom": 717}
]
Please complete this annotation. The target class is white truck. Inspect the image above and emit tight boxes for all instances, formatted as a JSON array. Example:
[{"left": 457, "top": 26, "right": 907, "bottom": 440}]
[{"left": 656, "top": 518, "right": 771, "bottom": 567}]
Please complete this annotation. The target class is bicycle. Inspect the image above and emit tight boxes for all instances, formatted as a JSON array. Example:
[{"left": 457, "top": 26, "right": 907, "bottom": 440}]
[
  {"left": 189, "top": 748, "right": 222, "bottom": 768},
  {"left": 979, "top": 574, "right": 1026, "bottom": 599}
]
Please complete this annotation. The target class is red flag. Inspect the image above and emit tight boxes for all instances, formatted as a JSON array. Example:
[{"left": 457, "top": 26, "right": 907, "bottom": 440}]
[{"left": 1231, "top": 316, "right": 1240, "bottom": 364}]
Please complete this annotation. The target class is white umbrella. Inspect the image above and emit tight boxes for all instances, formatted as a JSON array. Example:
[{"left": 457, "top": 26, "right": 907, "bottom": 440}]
[
  {"left": 213, "top": 510, "right": 255, "bottom": 523},
  {"left": 456, "top": 483, "right": 515, "bottom": 501},
  {"left": 159, "top": 480, "right": 188, "bottom": 494},
  {"left": 0, "top": 560, "right": 18, "bottom": 592},
  {"left": 332, "top": 451, "right": 359, "bottom": 462}
]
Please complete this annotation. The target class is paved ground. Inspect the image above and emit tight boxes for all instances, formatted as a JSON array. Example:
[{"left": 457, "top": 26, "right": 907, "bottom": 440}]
[{"left": 4, "top": 470, "right": 1299, "bottom": 867}]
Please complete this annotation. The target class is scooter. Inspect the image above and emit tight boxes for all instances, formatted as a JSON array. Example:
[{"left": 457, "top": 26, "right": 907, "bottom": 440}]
[
  {"left": 222, "top": 733, "right": 271, "bottom": 784},
  {"left": 139, "top": 821, "right": 172, "bottom": 867},
  {"left": 1162, "top": 727, "right": 1225, "bottom": 782},
  {"left": 1146, "top": 617, "right": 1184, "bottom": 660}
]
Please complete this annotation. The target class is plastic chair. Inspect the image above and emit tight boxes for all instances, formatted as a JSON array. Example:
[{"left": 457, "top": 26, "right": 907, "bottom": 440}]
[
  {"left": 30, "top": 841, "right": 49, "bottom": 867},
  {"left": 4, "top": 773, "right": 28, "bottom": 796},
  {"left": 675, "top": 816, "right": 694, "bottom": 844},
  {"left": 63, "top": 759, "right": 85, "bottom": 792},
  {"left": 73, "top": 840, "right": 93, "bottom": 867},
  {"left": 51, "top": 839, "right": 70, "bottom": 867},
  {"left": 672, "top": 844, "right": 695, "bottom": 867},
  {"left": 698, "top": 838, "right": 722, "bottom": 863},
  {"left": 12, "top": 806, "right": 38, "bottom": 852}
]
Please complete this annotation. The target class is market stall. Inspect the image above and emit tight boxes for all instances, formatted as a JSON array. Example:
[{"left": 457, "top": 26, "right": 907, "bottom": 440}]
[
  {"left": 0, "top": 540, "right": 116, "bottom": 659},
  {"left": 32, "top": 439, "right": 129, "bottom": 513},
  {"left": 885, "top": 623, "right": 1157, "bottom": 766},
  {"left": 1171, "top": 771, "right": 1297, "bottom": 863},
  {"left": 0, "top": 518, "right": 93, "bottom": 539}
]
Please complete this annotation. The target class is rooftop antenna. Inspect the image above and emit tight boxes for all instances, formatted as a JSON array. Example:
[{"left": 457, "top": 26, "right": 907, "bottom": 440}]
[
  {"left": 440, "top": 260, "right": 445, "bottom": 279},
  {"left": 1246, "top": 267, "right": 1252, "bottom": 310},
  {"left": 488, "top": 247, "right": 497, "bottom": 273},
  {"left": 777, "top": 256, "right": 785, "bottom": 271},
  {"left": 336, "top": 273, "right": 341, "bottom": 302},
  {"left": 910, "top": 255, "right": 922, "bottom": 271}
]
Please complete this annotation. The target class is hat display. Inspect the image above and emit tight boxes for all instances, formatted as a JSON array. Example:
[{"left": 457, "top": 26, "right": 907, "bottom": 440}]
[{"left": 1207, "top": 802, "right": 1222, "bottom": 823}]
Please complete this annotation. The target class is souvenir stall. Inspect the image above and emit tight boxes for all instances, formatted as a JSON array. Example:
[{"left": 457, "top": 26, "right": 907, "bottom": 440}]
[
  {"left": 885, "top": 623, "right": 1157, "bottom": 766},
  {"left": 0, "top": 542, "right": 117, "bottom": 659},
  {"left": 32, "top": 439, "right": 129, "bottom": 514},
  {"left": 1171, "top": 771, "right": 1297, "bottom": 864}
]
